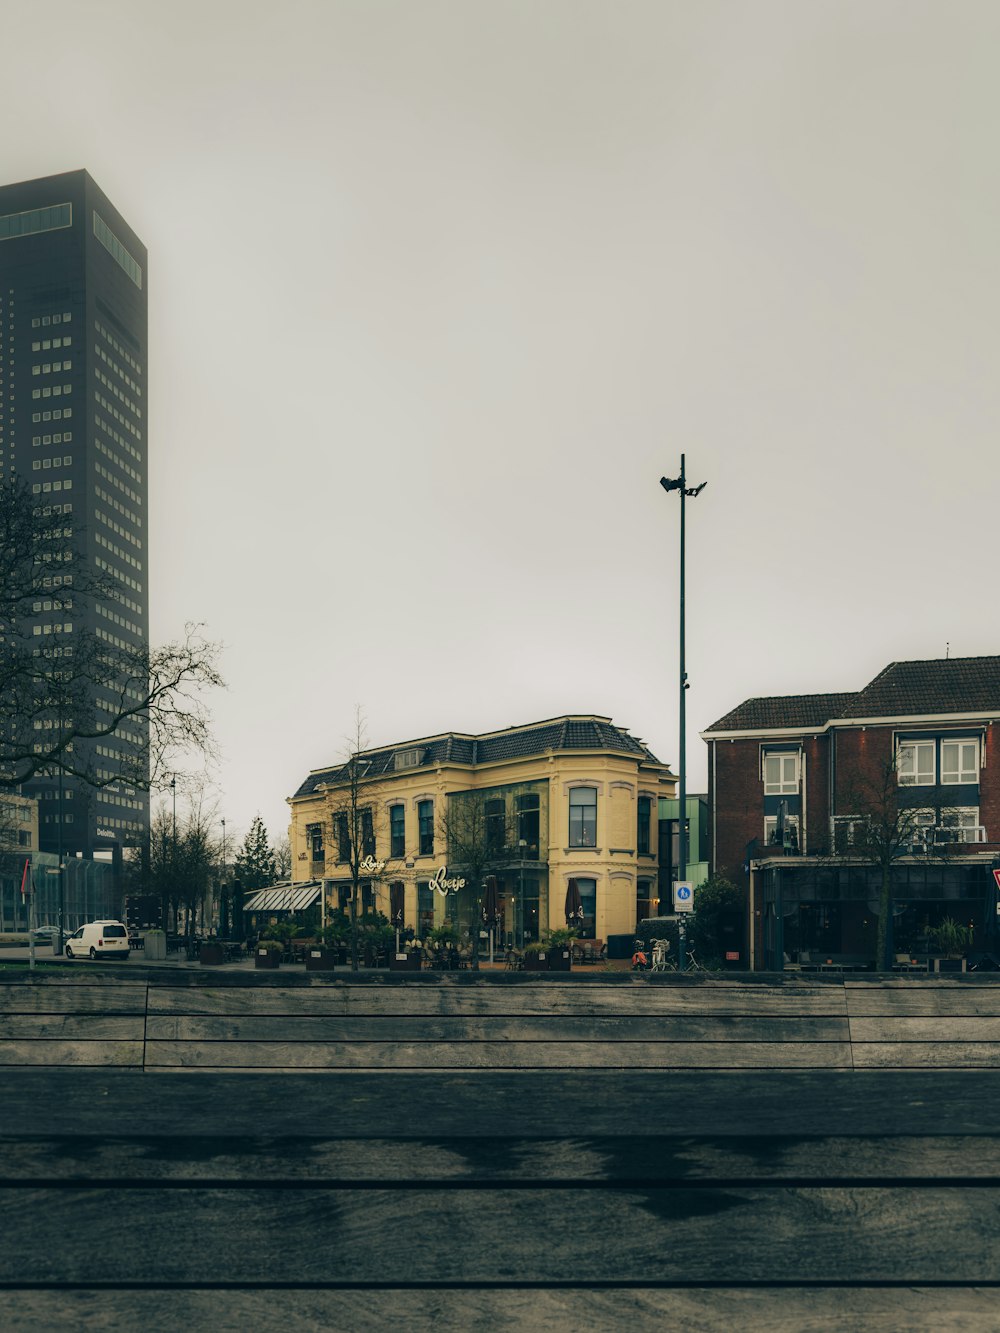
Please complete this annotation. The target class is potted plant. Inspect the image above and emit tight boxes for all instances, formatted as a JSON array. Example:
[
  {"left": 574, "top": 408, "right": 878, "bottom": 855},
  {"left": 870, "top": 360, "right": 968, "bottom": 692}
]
[
  {"left": 358, "top": 912, "right": 395, "bottom": 968},
  {"left": 255, "top": 938, "right": 284, "bottom": 970},
  {"left": 523, "top": 940, "right": 549, "bottom": 972},
  {"left": 199, "top": 938, "right": 226, "bottom": 966},
  {"left": 543, "top": 927, "right": 577, "bottom": 972},
  {"left": 927, "top": 917, "right": 973, "bottom": 973}
]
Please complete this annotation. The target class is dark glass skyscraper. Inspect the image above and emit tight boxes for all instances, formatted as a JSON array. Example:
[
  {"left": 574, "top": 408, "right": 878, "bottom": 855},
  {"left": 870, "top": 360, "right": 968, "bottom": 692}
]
[{"left": 0, "top": 169, "right": 149, "bottom": 860}]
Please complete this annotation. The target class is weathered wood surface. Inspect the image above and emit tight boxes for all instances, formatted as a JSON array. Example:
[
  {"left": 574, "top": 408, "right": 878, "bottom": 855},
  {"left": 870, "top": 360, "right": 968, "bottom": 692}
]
[
  {"left": 0, "top": 1015, "right": 144, "bottom": 1040},
  {"left": 0, "top": 983, "right": 147, "bottom": 1013},
  {"left": 4, "top": 1185, "right": 1000, "bottom": 1284},
  {"left": 4, "top": 976, "right": 1000, "bottom": 1326},
  {"left": 2, "top": 1133, "right": 998, "bottom": 1182},
  {"left": 146, "top": 982, "right": 851, "bottom": 1016},
  {"left": 144, "top": 1037, "right": 854, "bottom": 1070},
  {"left": 5, "top": 1288, "right": 999, "bottom": 1333},
  {"left": 0, "top": 1039, "right": 143, "bottom": 1066},
  {"left": 144, "top": 1013, "right": 850, "bottom": 1042}
]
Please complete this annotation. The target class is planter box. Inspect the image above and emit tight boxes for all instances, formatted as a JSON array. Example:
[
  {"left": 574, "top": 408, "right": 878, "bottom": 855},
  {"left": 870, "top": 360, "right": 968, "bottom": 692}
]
[
  {"left": 389, "top": 952, "right": 422, "bottom": 972},
  {"left": 933, "top": 957, "right": 967, "bottom": 973},
  {"left": 305, "top": 948, "right": 339, "bottom": 972},
  {"left": 143, "top": 933, "right": 167, "bottom": 961},
  {"left": 524, "top": 952, "right": 548, "bottom": 971},
  {"left": 548, "top": 949, "right": 572, "bottom": 972},
  {"left": 199, "top": 943, "right": 226, "bottom": 966},
  {"left": 255, "top": 948, "right": 281, "bottom": 970}
]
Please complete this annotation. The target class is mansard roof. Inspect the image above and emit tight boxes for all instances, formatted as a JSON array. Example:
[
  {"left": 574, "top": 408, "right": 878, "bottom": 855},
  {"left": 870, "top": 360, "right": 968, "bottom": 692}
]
[{"left": 292, "top": 715, "right": 664, "bottom": 799}]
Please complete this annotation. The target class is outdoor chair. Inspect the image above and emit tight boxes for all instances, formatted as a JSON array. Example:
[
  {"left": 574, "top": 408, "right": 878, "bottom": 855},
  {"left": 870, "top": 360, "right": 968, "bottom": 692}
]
[{"left": 504, "top": 948, "right": 524, "bottom": 971}]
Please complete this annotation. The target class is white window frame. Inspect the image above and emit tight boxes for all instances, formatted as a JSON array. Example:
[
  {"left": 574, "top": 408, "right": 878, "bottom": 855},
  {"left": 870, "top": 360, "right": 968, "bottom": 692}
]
[
  {"left": 897, "top": 740, "right": 935, "bottom": 786},
  {"left": 763, "top": 813, "right": 800, "bottom": 849},
  {"left": 762, "top": 751, "right": 799, "bottom": 795},
  {"left": 940, "top": 738, "right": 979, "bottom": 786}
]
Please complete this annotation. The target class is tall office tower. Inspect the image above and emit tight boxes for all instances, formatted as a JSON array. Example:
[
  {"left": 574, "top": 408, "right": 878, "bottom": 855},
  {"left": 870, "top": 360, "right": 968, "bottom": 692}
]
[{"left": 0, "top": 170, "right": 149, "bottom": 861}]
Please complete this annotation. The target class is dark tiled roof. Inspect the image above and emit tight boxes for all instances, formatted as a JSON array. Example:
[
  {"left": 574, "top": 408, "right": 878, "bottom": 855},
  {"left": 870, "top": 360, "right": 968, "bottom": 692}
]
[
  {"left": 292, "top": 715, "right": 661, "bottom": 799},
  {"left": 704, "top": 655, "right": 1000, "bottom": 734},
  {"left": 704, "top": 693, "right": 858, "bottom": 733},
  {"left": 848, "top": 656, "right": 1000, "bottom": 717}
]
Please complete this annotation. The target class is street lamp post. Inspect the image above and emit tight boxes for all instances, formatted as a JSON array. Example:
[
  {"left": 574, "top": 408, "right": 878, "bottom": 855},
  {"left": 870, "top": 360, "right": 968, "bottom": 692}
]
[
  {"left": 660, "top": 457, "right": 706, "bottom": 972},
  {"left": 220, "top": 817, "right": 227, "bottom": 936},
  {"left": 518, "top": 839, "right": 527, "bottom": 950}
]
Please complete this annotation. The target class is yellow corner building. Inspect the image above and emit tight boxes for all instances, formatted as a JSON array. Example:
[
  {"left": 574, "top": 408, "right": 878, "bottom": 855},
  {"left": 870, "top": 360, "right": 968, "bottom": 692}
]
[{"left": 287, "top": 716, "right": 675, "bottom": 947}]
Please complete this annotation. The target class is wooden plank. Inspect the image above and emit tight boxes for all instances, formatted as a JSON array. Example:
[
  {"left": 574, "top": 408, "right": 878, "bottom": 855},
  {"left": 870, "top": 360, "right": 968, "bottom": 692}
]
[
  {"left": 5, "top": 1068, "right": 1000, "bottom": 1136},
  {"left": 145, "top": 1014, "right": 850, "bottom": 1043},
  {"left": 2, "top": 1288, "right": 996, "bottom": 1332},
  {"left": 2, "top": 1186, "right": 1000, "bottom": 1283},
  {"left": 851, "top": 1017, "right": 1000, "bottom": 1042},
  {"left": 0, "top": 1288, "right": 996, "bottom": 1331},
  {"left": 0, "top": 985, "right": 147, "bottom": 1014},
  {"left": 0, "top": 1015, "right": 143, "bottom": 1040},
  {"left": 852, "top": 1042, "right": 1000, "bottom": 1068},
  {"left": 846, "top": 989, "right": 1000, "bottom": 1016},
  {"left": 147, "top": 985, "right": 846, "bottom": 1018},
  {"left": 144, "top": 1040, "right": 852, "bottom": 1070},
  {"left": 0, "top": 1041, "right": 142, "bottom": 1067},
  {"left": 1, "top": 1134, "right": 997, "bottom": 1183}
]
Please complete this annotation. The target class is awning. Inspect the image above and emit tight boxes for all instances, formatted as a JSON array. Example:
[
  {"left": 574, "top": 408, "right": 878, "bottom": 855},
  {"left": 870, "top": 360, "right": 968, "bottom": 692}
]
[{"left": 243, "top": 881, "right": 323, "bottom": 913}]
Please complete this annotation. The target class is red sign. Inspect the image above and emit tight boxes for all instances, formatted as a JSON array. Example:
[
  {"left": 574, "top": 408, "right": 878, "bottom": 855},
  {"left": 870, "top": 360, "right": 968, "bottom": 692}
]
[
  {"left": 993, "top": 869, "right": 1000, "bottom": 893},
  {"left": 725, "top": 951, "right": 740, "bottom": 961}
]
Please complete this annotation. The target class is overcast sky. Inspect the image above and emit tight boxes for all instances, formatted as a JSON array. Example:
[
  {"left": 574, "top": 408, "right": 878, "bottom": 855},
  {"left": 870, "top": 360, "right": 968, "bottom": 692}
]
[{"left": 8, "top": 1, "right": 999, "bottom": 851}]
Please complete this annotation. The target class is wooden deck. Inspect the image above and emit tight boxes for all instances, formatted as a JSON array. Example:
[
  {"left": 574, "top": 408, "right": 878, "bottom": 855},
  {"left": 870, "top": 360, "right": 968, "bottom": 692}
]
[{"left": 2, "top": 973, "right": 1000, "bottom": 1328}]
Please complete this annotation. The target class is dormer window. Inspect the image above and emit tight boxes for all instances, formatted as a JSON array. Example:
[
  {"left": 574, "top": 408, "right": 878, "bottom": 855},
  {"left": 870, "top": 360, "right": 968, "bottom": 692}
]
[{"left": 763, "top": 751, "right": 798, "bottom": 794}]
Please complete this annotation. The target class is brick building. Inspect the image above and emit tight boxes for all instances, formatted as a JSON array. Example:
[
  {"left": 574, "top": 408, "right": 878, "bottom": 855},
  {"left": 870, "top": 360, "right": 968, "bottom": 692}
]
[{"left": 702, "top": 656, "right": 1000, "bottom": 970}]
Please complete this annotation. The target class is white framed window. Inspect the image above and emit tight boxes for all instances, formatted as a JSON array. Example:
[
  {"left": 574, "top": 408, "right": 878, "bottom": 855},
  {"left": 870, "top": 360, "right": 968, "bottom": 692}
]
[
  {"left": 764, "top": 814, "right": 800, "bottom": 850},
  {"left": 897, "top": 740, "right": 935, "bottom": 786},
  {"left": 763, "top": 751, "right": 799, "bottom": 794},
  {"left": 941, "top": 739, "right": 979, "bottom": 785},
  {"left": 934, "top": 807, "right": 983, "bottom": 844}
]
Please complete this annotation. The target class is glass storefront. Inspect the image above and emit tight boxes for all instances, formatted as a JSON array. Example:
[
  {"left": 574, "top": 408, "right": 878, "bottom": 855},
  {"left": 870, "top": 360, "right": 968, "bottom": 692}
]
[{"left": 758, "top": 861, "right": 998, "bottom": 969}]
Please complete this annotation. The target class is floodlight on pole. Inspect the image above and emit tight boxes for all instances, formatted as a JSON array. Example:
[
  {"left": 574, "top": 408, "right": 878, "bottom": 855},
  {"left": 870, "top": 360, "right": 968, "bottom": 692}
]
[{"left": 659, "top": 456, "right": 706, "bottom": 971}]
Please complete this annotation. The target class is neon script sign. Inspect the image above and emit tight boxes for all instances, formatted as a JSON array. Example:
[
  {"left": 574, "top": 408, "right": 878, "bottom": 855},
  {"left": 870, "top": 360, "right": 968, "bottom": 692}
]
[{"left": 429, "top": 866, "right": 466, "bottom": 896}]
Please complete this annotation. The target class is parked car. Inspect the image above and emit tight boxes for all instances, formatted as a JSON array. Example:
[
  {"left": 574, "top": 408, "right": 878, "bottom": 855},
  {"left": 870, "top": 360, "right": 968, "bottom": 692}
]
[
  {"left": 30, "top": 924, "right": 61, "bottom": 943},
  {"left": 64, "top": 921, "right": 131, "bottom": 960}
]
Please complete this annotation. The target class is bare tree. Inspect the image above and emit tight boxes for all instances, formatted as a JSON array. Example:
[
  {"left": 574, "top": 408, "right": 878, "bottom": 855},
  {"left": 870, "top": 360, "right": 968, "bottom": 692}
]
[
  {"left": 321, "top": 710, "right": 389, "bottom": 971},
  {"left": 273, "top": 833, "right": 292, "bottom": 880},
  {"left": 437, "top": 785, "right": 529, "bottom": 967},
  {"left": 1, "top": 479, "right": 225, "bottom": 791},
  {"left": 836, "top": 758, "right": 952, "bottom": 971}
]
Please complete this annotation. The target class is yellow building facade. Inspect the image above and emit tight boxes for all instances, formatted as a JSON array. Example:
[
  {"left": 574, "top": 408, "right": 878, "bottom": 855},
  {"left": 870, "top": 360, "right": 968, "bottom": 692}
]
[{"left": 287, "top": 716, "right": 675, "bottom": 946}]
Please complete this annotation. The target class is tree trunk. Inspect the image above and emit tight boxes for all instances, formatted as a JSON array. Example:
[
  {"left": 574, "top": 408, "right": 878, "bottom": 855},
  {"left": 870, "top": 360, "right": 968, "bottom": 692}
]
[
  {"left": 876, "top": 864, "right": 891, "bottom": 972},
  {"left": 349, "top": 887, "right": 359, "bottom": 972}
]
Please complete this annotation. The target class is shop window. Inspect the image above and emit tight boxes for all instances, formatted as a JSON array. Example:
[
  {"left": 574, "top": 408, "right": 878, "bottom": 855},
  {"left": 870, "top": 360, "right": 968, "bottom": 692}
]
[
  {"left": 417, "top": 883, "right": 434, "bottom": 938},
  {"left": 637, "top": 796, "right": 652, "bottom": 855},
  {"left": 897, "top": 741, "right": 935, "bottom": 786},
  {"left": 636, "top": 879, "right": 654, "bottom": 923},
  {"left": 486, "top": 798, "right": 506, "bottom": 856},
  {"left": 941, "top": 740, "right": 979, "bottom": 785},
  {"left": 569, "top": 787, "right": 597, "bottom": 848},
  {"left": 418, "top": 800, "right": 434, "bottom": 856},
  {"left": 763, "top": 751, "right": 799, "bottom": 794},
  {"left": 390, "top": 804, "right": 405, "bottom": 859},
  {"left": 516, "top": 792, "right": 540, "bottom": 859},
  {"left": 576, "top": 878, "right": 597, "bottom": 936}
]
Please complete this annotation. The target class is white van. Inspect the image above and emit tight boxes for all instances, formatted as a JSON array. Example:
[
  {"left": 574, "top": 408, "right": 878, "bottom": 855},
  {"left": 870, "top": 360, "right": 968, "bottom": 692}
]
[{"left": 64, "top": 920, "right": 131, "bottom": 961}]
